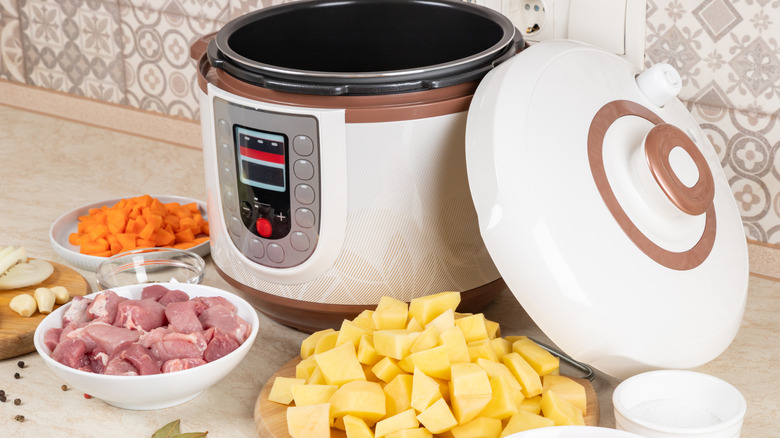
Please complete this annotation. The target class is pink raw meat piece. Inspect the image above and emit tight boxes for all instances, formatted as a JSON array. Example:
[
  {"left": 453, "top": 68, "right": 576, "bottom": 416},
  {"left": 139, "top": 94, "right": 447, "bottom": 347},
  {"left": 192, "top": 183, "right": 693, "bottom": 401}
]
[
  {"left": 62, "top": 296, "right": 91, "bottom": 327},
  {"left": 82, "top": 321, "right": 141, "bottom": 355},
  {"left": 141, "top": 284, "right": 170, "bottom": 301},
  {"left": 149, "top": 331, "right": 208, "bottom": 363},
  {"left": 158, "top": 288, "right": 190, "bottom": 306},
  {"left": 104, "top": 357, "right": 139, "bottom": 376},
  {"left": 51, "top": 339, "right": 89, "bottom": 369},
  {"left": 62, "top": 322, "right": 99, "bottom": 353},
  {"left": 193, "top": 296, "right": 236, "bottom": 314},
  {"left": 111, "top": 343, "right": 161, "bottom": 375},
  {"left": 198, "top": 305, "right": 250, "bottom": 344},
  {"left": 114, "top": 299, "right": 166, "bottom": 332},
  {"left": 86, "top": 289, "right": 126, "bottom": 323},
  {"left": 203, "top": 328, "right": 240, "bottom": 363},
  {"left": 43, "top": 327, "right": 62, "bottom": 352},
  {"left": 89, "top": 348, "right": 110, "bottom": 374},
  {"left": 164, "top": 301, "right": 203, "bottom": 333},
  {"left": 162, "top": 358, "right": 207, "bottom": 373}
]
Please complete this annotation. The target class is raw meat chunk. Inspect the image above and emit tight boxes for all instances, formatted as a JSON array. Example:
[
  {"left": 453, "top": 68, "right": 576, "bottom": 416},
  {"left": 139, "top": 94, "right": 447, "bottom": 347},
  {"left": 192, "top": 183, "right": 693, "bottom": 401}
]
[
  {"left": 140, "top": 284, "right": 169, "bottom": 301},
  {"left": 149, "top": 331, "right": 208, "bottom": 363},
  {"left": 162, "top": 358, "right": 207, "bottom": 373},
  {"left": 89, "top": 349, "right": 109, "bottom": 374},
  {"left": 203, "top": 328, "right": 240, "bottom": 363},
  {"left": 43, "top": 327, "right": 62, "bottom": 352},
  {"left": 104, "top": 357, "right": 139, "bottom": 376},
  {"left": 193, "top": 296, "right": 236, "bottom": 313},
  {"left": 51, "top": 339, "right": 89, "bottom": 369},
  {"left": 62, "top": 296, "right": 91, "bottom": 327},
  {"left": 112, "top": 344, "right": 161, "bottom": 375},
  {"left": 86, "top": 289, "right": 126, "bottom": 323},
  {"left": 158, "top": 288, "right": 190, "bottom": 306},
  {"left": 83, "top": 322, "right": 141, "bottom": 355},
  {"left": 114, "top": 299, "right": 166, "bottom": 332},
  {"left": 199, "top": 305, "right": 251, "bottom": 343},
  {"left": 165, "top": 301, "right": 203, "bottom": 333}
]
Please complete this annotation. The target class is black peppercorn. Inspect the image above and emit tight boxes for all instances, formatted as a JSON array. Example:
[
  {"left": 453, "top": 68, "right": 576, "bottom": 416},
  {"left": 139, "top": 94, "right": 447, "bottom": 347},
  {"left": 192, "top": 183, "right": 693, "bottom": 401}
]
[
  {"left": 61, "top": 384, "right": 68, "bottom": 391},
  {"left": 0, "top": 389, "right": 4, "bottom": 397},
  {"left": 13, "top": 372, "right": 20, "bottom": 379},
  {"left": 16, "top": 360, "right": 24, "bottom": 368},
  {"left": 13, "top": 398, "right": 20, "bottom": 406},
  {"left": 0, "top": 395, "right": 5, "bottom": 402},
  {"left": 14, "top": 414, "right": 24, "bottom": 422}
]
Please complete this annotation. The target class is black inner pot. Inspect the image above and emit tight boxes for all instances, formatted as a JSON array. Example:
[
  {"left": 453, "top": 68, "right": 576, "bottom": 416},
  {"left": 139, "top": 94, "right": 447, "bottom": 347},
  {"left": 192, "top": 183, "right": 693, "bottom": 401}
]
[{"left": 211, "top": 0, "right": 519, "bottom": 95}]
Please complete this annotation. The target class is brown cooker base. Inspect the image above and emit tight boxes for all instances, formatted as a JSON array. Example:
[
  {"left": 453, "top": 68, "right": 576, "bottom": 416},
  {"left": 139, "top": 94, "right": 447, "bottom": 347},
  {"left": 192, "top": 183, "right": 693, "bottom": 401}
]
[{"left": 215, "top": 264, "right": 506, "bottom": 333}]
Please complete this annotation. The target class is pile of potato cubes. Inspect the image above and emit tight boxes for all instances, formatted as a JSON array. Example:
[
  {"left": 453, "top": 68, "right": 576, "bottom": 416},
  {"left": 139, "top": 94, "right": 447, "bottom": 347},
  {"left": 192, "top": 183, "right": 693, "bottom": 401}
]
[{"left": 268, "top": 291, "right": 588, "bottom": 438}]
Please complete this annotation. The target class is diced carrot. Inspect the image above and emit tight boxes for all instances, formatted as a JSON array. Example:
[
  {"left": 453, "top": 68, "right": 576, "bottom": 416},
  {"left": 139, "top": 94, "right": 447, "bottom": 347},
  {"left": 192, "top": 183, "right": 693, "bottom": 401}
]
[
  {"left": 136, "top": 238, "right": 156, "bottom": 248},
  {"left": 173, "top": 241, "right": 197, "bottom": 250},
  {"left": 117, "top": 233, "right": 137, "bottom": 251},
  {"left": 69, "top": 232, "right": 80, "bottom": 245},
  {"left": 179, "top": 216, "right": 199, "bottom": 234},
  {"left": 201, "top": 221, "right": 209, "bottom": 235},
  {"left": 175, "top": 227, "right": 195, "bottom": 243},
  {"left": 139, "top": 222, "right": 157, "bottom": 241},
  {"left": 88, "top": 223, "right": 109, "bottom": 241},
  {"left": 192, "top": 236, "right": 209, "bottom": 245},
  {"left": 155, "top": 228, "right": 176, "bottom": 246},
  {"left": 164, "top": 214, "right": 180, "bottom": 230},
  {"left": 80, "top": 240, "right": 109, "bottom": 255},
  {"left": 106, "top": 208, "right": 127, "bottom": 234}
]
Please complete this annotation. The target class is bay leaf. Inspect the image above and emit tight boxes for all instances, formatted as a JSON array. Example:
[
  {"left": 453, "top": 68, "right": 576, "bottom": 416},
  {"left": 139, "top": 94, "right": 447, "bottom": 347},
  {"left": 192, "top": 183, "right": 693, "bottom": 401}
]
[
  {"left": 151, "top": 419, "right": 181, "bottom": 438},
  {"left": 174, "top": 433, "right": 208, "bottom": 437}
]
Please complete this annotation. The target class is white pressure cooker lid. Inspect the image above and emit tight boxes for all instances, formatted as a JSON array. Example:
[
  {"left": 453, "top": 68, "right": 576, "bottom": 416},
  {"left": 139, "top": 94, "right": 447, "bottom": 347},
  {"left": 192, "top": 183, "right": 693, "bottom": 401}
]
[{"left": 465, "top": 40, "right": 748, "bottom": 379}]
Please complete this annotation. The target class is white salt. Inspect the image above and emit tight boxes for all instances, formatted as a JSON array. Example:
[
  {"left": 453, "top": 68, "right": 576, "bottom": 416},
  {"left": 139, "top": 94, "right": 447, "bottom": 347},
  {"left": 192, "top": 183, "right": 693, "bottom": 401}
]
[{"left": 629, "top": 399, "right": 721, "bottom": 428}]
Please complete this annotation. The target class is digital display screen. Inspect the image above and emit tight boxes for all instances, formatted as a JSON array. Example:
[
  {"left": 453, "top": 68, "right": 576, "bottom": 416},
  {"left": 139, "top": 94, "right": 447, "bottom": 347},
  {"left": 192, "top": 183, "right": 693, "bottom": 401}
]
[{"left": 235, "top": 127, "right": 287, "bottom": 192}]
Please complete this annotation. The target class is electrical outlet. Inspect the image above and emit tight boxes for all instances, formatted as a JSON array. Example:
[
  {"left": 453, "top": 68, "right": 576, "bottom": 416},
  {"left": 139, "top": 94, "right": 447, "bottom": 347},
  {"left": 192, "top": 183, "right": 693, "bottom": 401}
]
[{"left": 503, "top": 0, "right": 552, "bottom": 40}]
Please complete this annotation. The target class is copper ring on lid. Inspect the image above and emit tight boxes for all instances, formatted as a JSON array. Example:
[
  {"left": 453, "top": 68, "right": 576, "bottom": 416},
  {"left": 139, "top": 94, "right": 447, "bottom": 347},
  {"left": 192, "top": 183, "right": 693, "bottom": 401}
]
[{"left": 644, "top": 123, "right": 715, "bottom": 216}]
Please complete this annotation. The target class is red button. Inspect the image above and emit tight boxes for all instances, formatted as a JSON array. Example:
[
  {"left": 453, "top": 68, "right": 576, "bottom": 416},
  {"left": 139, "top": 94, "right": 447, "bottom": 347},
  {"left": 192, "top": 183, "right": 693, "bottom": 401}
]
[{"left": 256, "top": 217, "right": 272, "bottom": 238}]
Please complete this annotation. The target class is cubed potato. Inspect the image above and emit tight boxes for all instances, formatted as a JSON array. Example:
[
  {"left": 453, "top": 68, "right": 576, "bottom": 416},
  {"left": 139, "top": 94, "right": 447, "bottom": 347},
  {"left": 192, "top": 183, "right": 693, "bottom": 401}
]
[
  {"left": 518, "top": 395, "right": 542, "bottom": 415},
  {"left": 315, "top": 341, "right": 366, "bottom": 386},
  {"left": 287, "top": 403, "right": 331, "bottom": 438},
  {"left": 425, "top": 308, "right": 455, "bottom": 333},
  {"left": 374, "top": 329, "right": 421, "bottom": 360},
  {"left": 475, "top": 358, "right": 523, "bottom": 392},
  {"left": 406, "top": 317, "right": 424, "bottom": 332},
  {"left": 375, "top": 409, "right": 419, "bottom": 438},
  {"left": 410, "top": 326, "right": 441, "bottom": 353},
  {"left": 330, "top": 380, "right": 387, "bottom": 425},
  {"left": 449, "top": 393, "right": 491, "bottom": 425},
  {"left": 307, "top": 364, "right": 327, "bottom": 385},
  {"left": 358, "top": 333, "right": 383, "bottom": 366},
  {"left": 500, "top": 410, "right": 554, "bottom": 437},
  {"left": 386, "top": 428, "right": 433, "bottom": 438},
  {"left": 343, "top": 414, "right": 375, "bottom": 438},
  {"left": 484, "top": 318, "right": 501, "bottom": 339},
  {"left": 408, "top": 291, "right": 461, "bottom": 326},
  {"left": 467, "top": 339, "right": 499, "bottom": 362},
  {"left": 352, "top": 310, "right": 377, "bottom": 331},
  {"left": 490, "top": 338, "right": 513, "bottom": 360},
  {"left": 314, "top": 330, "right": 341, "bottom": 355},
  {"left": 399, "top": 344, "right": 451, "bottom": 380},
  {"left": 439, "top": 326, "right": 471, "bottom": 364},
  {"left": 416, "top": 397, "right": 458, "bottom": 434},
  {"left": 479, "top": 376, "right": 519, "bottom": 420},
  {"left": 540, "top": 389, "right": 585, "bottom": 426},
  {"left": 453, "top": 314, "right": 489, "bottom": 342},
  {"left": 268, "top": 376, "right": 305, "bottom": 405},
  {"left": 295, "top": 356, "right": 317, "bottom": 379},
  {"left": 300, "top": 328, "right": 335, "bottom": 359},
  {"left": 338, "top": 319, "right": 371, "bottom": 349},
  {"left": 372, "top": 356, "right": 405, "bottom": 383},
  {"left": 384, "top": 374, "right": 415, "bottom": 417},
  {"left": 291, "top": 384, "right": 338, "bottom": 406},
  {"left": 512, "top": 337, "right": 559, "bottom": 376},
  {"left": 449, "top": 363, "right": 491, "bottom": 398},
  {"left": 373, "top": 296, "right": 409, "bottom": 330},
  {"left": 449, "top": 416, "right": 502, "bottom": 438},
  {"left": 411, "top": 367, "right": 443, "bottom": 412},
  {"left": 502, "top": 352, "right": 542, "bottom": 398},
  {"left": 542, "top": 374, "right": 587, "bottom": 414}
]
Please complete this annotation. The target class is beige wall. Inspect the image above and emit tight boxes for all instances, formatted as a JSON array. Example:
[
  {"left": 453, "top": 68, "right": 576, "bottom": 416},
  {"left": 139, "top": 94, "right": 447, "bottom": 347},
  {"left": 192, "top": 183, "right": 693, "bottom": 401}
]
[{"left": 2, "top": 0, "right": 780, "bottom": 247}]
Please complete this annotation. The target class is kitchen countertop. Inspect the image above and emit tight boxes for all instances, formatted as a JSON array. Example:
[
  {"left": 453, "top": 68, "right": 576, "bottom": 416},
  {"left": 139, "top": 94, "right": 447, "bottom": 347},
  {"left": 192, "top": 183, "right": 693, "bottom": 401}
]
[{"left": 0, "top": 104, "right": 777, "bottom": 436}]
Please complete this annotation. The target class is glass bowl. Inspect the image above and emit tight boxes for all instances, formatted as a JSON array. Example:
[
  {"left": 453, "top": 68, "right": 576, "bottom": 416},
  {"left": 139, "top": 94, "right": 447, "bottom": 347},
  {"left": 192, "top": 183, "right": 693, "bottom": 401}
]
[{"left": 96, "top": 248, "right": 205, "bottom": 290}]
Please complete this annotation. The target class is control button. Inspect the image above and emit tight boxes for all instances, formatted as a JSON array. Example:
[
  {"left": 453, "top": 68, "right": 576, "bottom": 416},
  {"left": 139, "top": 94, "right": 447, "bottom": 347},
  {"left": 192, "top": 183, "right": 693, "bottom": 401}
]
[
  {"left": 249, "top": 238, "right": 264, "bottom": 259},
  {"left": 294, "top": 159, "right": 315, "bottom": 180},
  {"left": 256, "top": 217, "right": 273, "bottom": 238},
  {"left": 291, "top": 232, "right": 310, "bottom": 252},
  {"left": 218, "top": 119, "right": 230, "bottom": 137},
  {"left": 267, "top": 244, "right": 285, "bottom": 263},
  {"left": 220, "top": 165, "right": 234, "bottom": 185},
  {"left": 275, "top": 211, "right": 288, "bottom": 223},
  {"left": 295, "top": 208, "right": 315, "bottom": 228},
  {"left": 229, "top": 216, "right": 243, "bottom": 237},
  {"left": 293, "top": 135, "right": 314, "bottom": 156},
  {"left": 240, "top": 201, "right": 253, "bottom": 218},
  {"left": 219, "top": 142, "right": 232, "bottom": 164},
  {"left": 295, "top": 184, "right": 316, "bottom": 205},
  {"left": 222, "top": 188, "right": 236, "bottom": 212}
]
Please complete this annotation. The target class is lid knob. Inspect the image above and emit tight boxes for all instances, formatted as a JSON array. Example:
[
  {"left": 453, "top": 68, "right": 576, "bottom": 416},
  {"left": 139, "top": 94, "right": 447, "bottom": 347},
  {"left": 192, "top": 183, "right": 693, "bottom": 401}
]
[
  {"left": 636, "top": 63, "right": 682, "bottom": 107},
  {"left": 643, "top": 123, "right": 715, "bottom": 216}
]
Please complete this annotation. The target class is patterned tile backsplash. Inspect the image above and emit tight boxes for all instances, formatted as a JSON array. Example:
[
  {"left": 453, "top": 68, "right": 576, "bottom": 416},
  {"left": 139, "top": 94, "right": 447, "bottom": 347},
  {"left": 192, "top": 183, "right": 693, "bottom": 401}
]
[{"left": 1, "top": 0, "right": 780, "bottom": 245}]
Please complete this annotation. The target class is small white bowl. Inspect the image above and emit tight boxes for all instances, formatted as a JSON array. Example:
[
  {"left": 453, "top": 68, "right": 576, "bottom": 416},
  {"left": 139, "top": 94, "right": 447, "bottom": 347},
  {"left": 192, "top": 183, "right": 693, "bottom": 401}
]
[
  {"left": 34, "top": 283, "right": 259, "bottom": 410},
  {"left": 613, "top": 370, "right": 746, "bottom": 438},
  {"left": 96, "top": 247, "right": 205, "bottom": 290},
  {"left": 504, "top": 426, "right": 644, "bottom": 438}
]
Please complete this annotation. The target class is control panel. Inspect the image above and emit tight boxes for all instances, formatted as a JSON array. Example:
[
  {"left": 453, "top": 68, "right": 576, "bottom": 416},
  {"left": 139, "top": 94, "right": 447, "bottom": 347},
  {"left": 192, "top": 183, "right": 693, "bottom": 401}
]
[{"left": 213, "top": 97, "right": 321, "bottom": 268}]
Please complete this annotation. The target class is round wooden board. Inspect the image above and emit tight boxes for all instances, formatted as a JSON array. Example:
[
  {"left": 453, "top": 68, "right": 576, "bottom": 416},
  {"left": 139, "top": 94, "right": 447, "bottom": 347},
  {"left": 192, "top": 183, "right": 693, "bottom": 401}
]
[
  {"left": 254, "top": 357, "right": 599, "bottom": 437},
  {"left": 0, "top": 259, "right": 91, "bottom": 359}
]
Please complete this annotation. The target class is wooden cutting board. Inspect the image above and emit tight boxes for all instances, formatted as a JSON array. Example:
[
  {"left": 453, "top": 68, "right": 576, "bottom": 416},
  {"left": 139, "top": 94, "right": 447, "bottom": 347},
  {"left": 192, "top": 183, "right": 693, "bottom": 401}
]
[
  {"left": 254, "top": 357, "right": 599, "bottom": 437},
  {"left": 0, "top": 260, "right": 91, "bottom": 359}
]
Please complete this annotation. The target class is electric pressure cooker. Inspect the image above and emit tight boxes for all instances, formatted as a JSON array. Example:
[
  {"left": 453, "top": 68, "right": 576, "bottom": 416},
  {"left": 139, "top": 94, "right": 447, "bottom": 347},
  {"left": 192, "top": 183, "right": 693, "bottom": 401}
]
[{"left": 193, "top": 0, "right": 748, "bottom": 378}]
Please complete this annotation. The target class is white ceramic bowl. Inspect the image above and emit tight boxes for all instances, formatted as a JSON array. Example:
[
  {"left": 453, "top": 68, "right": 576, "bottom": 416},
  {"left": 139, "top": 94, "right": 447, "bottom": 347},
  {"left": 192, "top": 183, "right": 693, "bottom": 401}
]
[
  {"left": 504, "top": 426, "right": 644, "bottom": 438},
  {"left": 49, "top": 195, "right": 210, "bottom": 272},
  {"left": 96, "top": 247, "right": 206, "bottom": 290},
  {"left": 33, "top": 283, "right": 259, "bottom": 410},
  {"left": 613, "top": 370, "right": 746, "bottom": 438}
]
